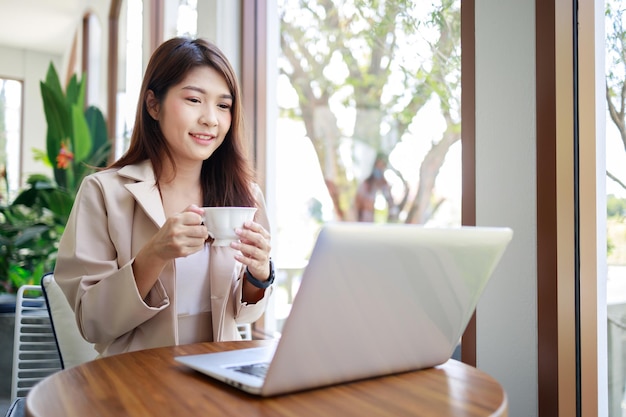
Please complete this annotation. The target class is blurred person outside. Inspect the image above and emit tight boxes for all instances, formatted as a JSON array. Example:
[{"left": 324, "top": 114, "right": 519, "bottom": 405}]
[{"left": 354, "top": 155, "right": 397, "bottom": 222}]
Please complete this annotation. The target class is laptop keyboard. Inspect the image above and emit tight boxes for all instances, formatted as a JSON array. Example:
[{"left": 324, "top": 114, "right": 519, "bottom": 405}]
[{"left": 229, "top": 362, "right": 269, "bottom": 379}]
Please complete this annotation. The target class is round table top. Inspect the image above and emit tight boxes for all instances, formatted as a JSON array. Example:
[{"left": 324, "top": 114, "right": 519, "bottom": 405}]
[{"left": 26, "top": 340, "right": 507, "bottom": 417}]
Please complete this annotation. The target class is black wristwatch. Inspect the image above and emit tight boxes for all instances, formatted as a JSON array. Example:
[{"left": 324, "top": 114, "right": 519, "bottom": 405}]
[{"left": 245, "top": 259, "right": 275, "bottom": 289}]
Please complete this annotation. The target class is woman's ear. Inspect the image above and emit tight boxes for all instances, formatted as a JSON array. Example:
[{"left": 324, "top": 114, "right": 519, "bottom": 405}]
[{"left": 145, "top": 90, "right": 160, "bottom": 120}]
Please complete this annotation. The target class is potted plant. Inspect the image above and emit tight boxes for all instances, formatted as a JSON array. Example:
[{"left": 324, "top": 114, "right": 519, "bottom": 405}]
[
  {"left": 0, "top": 61, "right": 110, "bottom": 295},
  {"left": 0, "top": 175, "right": 73, "bottom": 293},
  {"left": 39, "top": 62, "right": 111, "bottom": 196}
]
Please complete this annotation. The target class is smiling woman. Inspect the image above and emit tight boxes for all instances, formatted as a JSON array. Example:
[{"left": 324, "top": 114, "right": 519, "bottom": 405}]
[{"left": 53, "top": 37, "right": 274, "bottom": 357}]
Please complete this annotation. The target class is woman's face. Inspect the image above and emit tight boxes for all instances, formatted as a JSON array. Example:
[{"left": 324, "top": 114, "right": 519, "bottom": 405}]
[{"left": 147, "top": 65, "right": 233, "bottom": 166}]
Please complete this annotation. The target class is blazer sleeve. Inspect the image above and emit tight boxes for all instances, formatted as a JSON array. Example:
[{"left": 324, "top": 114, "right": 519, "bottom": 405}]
[{"left": 54, "top": 174, "right": 169, "bottom": 345}]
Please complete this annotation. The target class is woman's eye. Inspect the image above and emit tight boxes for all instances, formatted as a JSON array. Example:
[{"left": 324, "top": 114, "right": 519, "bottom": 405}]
[
  {"left": 187, "top": 97, "right": 201, "bottom": 103},
  {"left": 218, "top": 103, "right": 231, "bottom": 110}
]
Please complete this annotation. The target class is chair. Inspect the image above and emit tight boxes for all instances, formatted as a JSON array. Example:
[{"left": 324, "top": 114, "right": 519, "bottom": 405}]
[
  {"left": 237, "top": 323, "right": 252, "bottom": 340},
  {"left": 3, "top": 397, "right": 24, "bottom": 417},
  {"left": 40, "top": 273, "right": 98, "bottom": 369},
  {"left": 10, "top": 285, "right": 61, "bottom": 401}
]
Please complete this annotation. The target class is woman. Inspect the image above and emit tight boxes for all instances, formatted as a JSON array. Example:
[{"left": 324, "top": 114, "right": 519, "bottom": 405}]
[{"left": 54, "top": 37, "right": 274, "bottom": 356}]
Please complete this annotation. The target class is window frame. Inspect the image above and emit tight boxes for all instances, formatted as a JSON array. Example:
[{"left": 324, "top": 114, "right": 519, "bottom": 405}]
[{"left": 243, "top": 1, "right": 605, "bottom": 416}]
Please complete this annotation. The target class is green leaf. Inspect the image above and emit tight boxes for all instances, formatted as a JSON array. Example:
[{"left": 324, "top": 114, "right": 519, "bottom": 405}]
[
  {"left": 65, "top": 73, "right": 80, "bottom": 107},
  {"left": 86, "top": 141, "right": 111, "bottom": 168},
  {"left": 9, "top": 266, "right": 33, "bottom": 291},
  {"left": 13, "top": 225, "right": 50, "bottom": 246},
  {"left": 65, "top": 165, "right": 75, "bottom": 195},
  {"left": 31, "top": 148, "right": 52, "bottom": 167},
  {"left": 40, "top": 82, "right": 70, "bottom": 164},
  {"left": 40, "top": 189, "right": 74, "bottom": 222},
  {"left": 71, "top": 103, "right": 92, "bottom": 163},
  {"left": 25, "top": 174, "right": 55, "bottom": 186},
  {"left": 12, "top": 188, "right": 42, "bottom": 208},
  {"left": 84, "top": 105, "right": 109, "bottom": 158},
  {"left": 52, "top": 168, "right": 68, "bottom": 191},
  {"left": 0, "top": 235, "right": 10, "bottom": 246},
  {"left": 44, "top": 62, "right": 64, "bottom": 100},
  {"left": 77, "top": 74, "right": 86, "bottom": 109}
]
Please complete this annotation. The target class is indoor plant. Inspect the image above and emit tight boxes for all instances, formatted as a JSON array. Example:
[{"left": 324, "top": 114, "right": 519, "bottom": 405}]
[
  {"left": 38, "top": 61, "right": 110, "bottom": 197},
  {"left": 0, "top": 62, "right": 110, "bottom": 294}
]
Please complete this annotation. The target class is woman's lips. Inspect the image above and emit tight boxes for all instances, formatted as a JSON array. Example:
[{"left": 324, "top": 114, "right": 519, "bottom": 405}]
[{"left": 191, "top": 133, "right": 215, "bottom": 142}]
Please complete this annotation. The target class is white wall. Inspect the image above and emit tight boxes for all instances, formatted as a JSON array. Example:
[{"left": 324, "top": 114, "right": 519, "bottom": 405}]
[
  {"left": 475, "top": 0, "right": 538, "bottom": 416},
  {"left": 0, "top": 46, "right": 62, "bottom": 183},
  {"left": 197, "top": 0, "right": 241, "bottom": 75}
]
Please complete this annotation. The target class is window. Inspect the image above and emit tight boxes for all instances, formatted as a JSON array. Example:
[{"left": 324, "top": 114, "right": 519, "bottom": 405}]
[
  {"left": 114, "top": 0, "right": 144, "bottom": 159},
  {"left": 176, "top": 0, "right": 197, "bottom": 37},
  {"left": 84, "top": 13, "right": 102, "bottom": 107},
  {"left": 605, "top": 1, "right": 626, "bottom": 415},
  {"left": 0, "top": 78, "right": 22, "bottom": 204},
  {"left": 272, "top": 0, "right": 462, "bottom": 333}
]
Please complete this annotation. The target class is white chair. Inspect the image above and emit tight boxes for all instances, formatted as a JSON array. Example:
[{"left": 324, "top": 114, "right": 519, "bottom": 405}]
[
  {"left": 237, "top": 323, "right": 252, "bottom": 340},
  {"left": 40, "top": 273, "right": 98, "bottom": 369},
  {"left": 10, "top": 284, "right": 61, "bottom": 401},
  {"left": 3, "top": 397, "right": 25, "bottom": 417}
]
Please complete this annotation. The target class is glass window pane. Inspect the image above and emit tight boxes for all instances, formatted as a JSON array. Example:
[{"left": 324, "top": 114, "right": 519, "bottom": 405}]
[
  {"left": 177, "top": 0, "right": 198, "bottom": 37},
  {"left": 115, "top": 0, "right": 143, "bottom": 159},
  {"left": 274, "top": 0, "right": 461, "bottom": 333},
  {"left": 0, "top": 78, "right": 22, "bottom": 204},
  {"left": 606, "top": 1, "right": 626, "bottom": 415}
]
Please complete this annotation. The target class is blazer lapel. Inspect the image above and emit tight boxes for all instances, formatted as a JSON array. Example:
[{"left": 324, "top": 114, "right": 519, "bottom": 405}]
[{"left": 118, "top": 160, "right": 166, "bottom": 227}]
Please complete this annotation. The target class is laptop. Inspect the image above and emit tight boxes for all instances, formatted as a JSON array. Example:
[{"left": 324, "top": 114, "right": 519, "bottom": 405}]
[{"left": 175, "top": 223, "right": 513, "bottom": 396}]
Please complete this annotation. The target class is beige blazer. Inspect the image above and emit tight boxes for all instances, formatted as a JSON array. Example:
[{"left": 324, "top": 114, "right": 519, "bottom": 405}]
[{"left": 54, "top": 160, "right": 273, "bottom": 356}]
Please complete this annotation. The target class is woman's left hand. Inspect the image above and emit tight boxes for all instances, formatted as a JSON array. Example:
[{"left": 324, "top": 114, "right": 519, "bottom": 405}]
[{"left": 232, "top": 221, "right": 271, "bottom": 280}]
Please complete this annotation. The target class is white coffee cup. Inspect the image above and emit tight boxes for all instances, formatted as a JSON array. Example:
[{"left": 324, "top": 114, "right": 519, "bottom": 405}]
[{"left": 202, "top": 207, "right": 257, "bottom": 246}]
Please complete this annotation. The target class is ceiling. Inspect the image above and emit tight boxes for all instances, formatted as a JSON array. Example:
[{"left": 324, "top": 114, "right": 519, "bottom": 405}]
[{"left": 0, "top": 0, "right": 84, "bottom": 55}]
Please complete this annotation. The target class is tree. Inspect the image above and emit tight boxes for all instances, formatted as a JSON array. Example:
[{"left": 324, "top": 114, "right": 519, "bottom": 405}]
[
  {"left": 607, "top": 194, "right": 626, "bottom": 219},
  {"left": 279, "top": 0, "right": 461, "bottom": 224},
  {"left": 606, "top": 0, "right": 626, "bottom": 193}
]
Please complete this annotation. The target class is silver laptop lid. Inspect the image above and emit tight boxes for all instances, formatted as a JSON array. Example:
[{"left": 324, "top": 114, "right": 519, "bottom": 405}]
[{"left": 262, "top": 223, "right": 513, "bottom": 396}]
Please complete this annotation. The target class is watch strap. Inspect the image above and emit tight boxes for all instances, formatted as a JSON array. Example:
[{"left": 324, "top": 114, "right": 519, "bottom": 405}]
[{"left": 245, "top": 259, "right": 275, "bottom": 289}]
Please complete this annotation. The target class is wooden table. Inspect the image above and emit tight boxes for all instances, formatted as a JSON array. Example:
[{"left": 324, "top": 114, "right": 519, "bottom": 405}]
[{"left": 26, "top": 340, "right": 507, "bottom": 417}]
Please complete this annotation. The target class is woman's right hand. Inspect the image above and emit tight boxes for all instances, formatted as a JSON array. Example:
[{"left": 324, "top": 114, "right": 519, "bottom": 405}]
[
  {"left": 133, "top": 205, "right": 209, "bottom": 298},
  {"left": 148, "top": 205, "right": 209, "bottom": 261}
]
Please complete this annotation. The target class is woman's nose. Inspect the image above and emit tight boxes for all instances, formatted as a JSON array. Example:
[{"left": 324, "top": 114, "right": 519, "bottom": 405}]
[{"left": 200, "top": 107, "right": 218, "bottom": 127}]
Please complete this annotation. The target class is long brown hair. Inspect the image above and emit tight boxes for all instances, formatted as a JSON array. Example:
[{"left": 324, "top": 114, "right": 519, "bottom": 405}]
[{"left": 110, "top": 37, "right": 256, "bottom": 207}]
